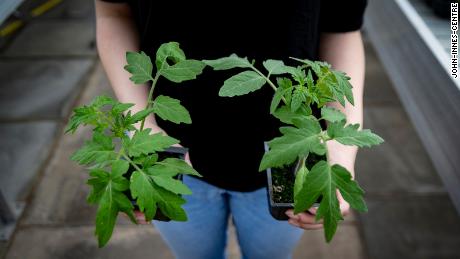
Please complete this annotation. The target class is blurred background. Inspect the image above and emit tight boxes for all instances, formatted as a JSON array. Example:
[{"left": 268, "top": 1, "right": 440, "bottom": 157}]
[{"left": 0, "top": 0, "right": 459, "bottom": 258}]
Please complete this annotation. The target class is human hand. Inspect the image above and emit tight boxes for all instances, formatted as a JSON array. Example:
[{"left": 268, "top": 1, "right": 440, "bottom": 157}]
[{"left": 285, "top": 190, "right": 350, "bottom": 230}]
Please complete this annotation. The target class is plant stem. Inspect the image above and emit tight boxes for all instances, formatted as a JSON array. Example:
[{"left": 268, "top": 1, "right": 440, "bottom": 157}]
[
  {"left": 250, "top": 65, "right": 288, "bottom": 104},
  {"left": 122, "top": 152, "right": 146, "bottom": 175},
  {"left": 140, "top": 71, "right": 161, "bottom": 131},
  {"left": 118, "top": 147, "right": 149, "bottom": 175}
]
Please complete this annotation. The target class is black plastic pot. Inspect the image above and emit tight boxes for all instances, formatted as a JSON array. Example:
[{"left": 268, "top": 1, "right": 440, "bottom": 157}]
[
  {"left": 264, "top": 143, "right": 322, "bottom": 220},
  {"left": 124, "top": 146, "right": 188, "bottom": 222}
]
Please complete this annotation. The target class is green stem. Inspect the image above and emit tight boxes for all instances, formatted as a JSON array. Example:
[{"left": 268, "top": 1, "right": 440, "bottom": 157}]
[
  {"left": 250, "top": 65, "right": 288, "bottom": 104},
  {"left": 140, "top": 70, "right": 162, "bottom": 131},
  {"left": 122, "top": 152, "right": 146, "bottom": 175}
]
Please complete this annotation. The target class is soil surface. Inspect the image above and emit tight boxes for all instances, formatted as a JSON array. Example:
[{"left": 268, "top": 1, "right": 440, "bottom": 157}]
[
  {"left": 271, "top": 154, "right": 325, "bottom": 204},
  {"left": 271, "top": 166, "right": 295, "bottom": 203}
]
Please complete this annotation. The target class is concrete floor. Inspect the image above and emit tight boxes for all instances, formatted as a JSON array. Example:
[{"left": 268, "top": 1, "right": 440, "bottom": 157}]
[{"left": 1, "top": 0, "right": 459, "bottom": 258}]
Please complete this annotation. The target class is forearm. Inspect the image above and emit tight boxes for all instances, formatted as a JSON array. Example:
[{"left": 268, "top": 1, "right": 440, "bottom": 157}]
[
  {"left": 95, "top": 1, "right": 161, "bottom": 132},
  {"left": 318, "top": 31, "right": 365, "bottom": 178}
]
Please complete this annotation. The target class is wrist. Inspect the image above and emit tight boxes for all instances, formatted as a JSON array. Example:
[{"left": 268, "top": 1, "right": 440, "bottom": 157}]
[{"left": 326, "top": 140, "right": 357, "bottom": 177}]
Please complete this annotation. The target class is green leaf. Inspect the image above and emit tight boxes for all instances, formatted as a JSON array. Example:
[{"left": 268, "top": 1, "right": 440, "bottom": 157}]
[
  {"left": 306, "top": 70, "right": 314, "bottom": 90},
  {"left": 111, "top": 103, "right": 134, "bottom": 116},
  {"left": 71, "top": 132, "right": 116, "bottom": 166},
  {"left": 87, "top": 169, "right": 109, "bottom": 204},
  {"left": 124, "top": 51, "right": 154, "bottom": 84},
  {"left": 130, "top": 165, "right": 190, "bottom": 222},
  {"left": 158, "top": 201, "right": 187, "bottom": 221},
  {"left": 295, "top": 161, "right": 341, "bottom": 242},
  {"left": 95, "top": 190, "right": 118, "bottom": 247},
  {"left": 263, "top": 59, "right": 294, "bottom": 75},
  {"left": 331, "top": 164, "right": 367, "bottom": 212},
  {"left": 278, "top": 77, "right": 293, "bottom": 89},
  {"left": 146, "top": 164, "right": 178, "bottom": 178},
  {"left": 91, "top": 95, "right": 117, "bottom": 108},
  {"left": 155, "top": 42, "right": 186, "bottom": 69},
  {"left": 66, "top": 105, "right": 98, "bottom": 133},
  {"left": 203, "top": 54, "right": 251, "bottom": 70},
  {"left": 293, "top": 160, "right": 368, "bottom": 242},
  {"left": 153, "top": 183, "right": 187, "bottom": 221},
  {"left": 133, "top": 154, "right": 159, "bottom": 168},
  {"left": 277, "top": 77, "right": 293, "bottom": 104},
  {"left": 291, "top": 116, "right": 322, "bottom": 133},
  {"left": 160, "top": 60, "right": 205, "bottom": 83},
  {"left": 291, "top": 88, "right": 305, "bottom": 112},
  {"left": 270, "top": 86, "right": 289, "bottom": 114},
  {"left": 327, "top": 121, "right": 384, "bottom": 147},
  {"left": 151, "top": 175, "right": 192, "bottom": 195},
  {"left": 111, "top": 160, "right": 130, "bottom": 178},
  {"left": 130, "top": 170, "right": 158, "bottom": 221},
  {"left": 87, "top": 163, "right": 130, "bottom": 204},
  {"left": 219, "top": 71, "right": 266, "bottom": 97},
  {"left": 113, "top": 191, "right": 137, "bottom": 223},
  {"left": 316, "top": 71, "right": 341, "bottom": 106},
  {"left": 273, "top": 105, "right": 311, "bottom": 124},
  {"left": 294, "top": 165, "right": 308, "bottom": 197},
  {"left": 259, "top": 123, "right": 325, "bottom": 171},
  {"left": 124, "top": 129, "right": 179, "bottom": 157},
  {"left": 153, "top": 95, "right": 191, "bottom": 124},
  {"left": 66, "top": 95, "right": 117, "bottom": 133},
  {"left": 156, "top": 158, "right": 202, "bottom": 176},
  {"left": 290, "top": 57, "right": 325, "bottom": 76},
  {"left": 321, "top": 106, "right": 346, "bottom": 122},
  {"left": 293, "top": 161, "right": 330, "bottom": 215},
  {"left": 88, "top": 164, "right": 134, "bottom": 247},
  {"left": 333, "top": 71, "right": 354, "bottom": 106},
  {"left": 127, "top": 108, "right": 155, "bottom": 125}
]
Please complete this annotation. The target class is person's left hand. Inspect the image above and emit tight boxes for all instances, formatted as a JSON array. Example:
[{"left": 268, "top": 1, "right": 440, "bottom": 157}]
[{"left": 285, "top": 190, "right": 350, "bottom": 230}]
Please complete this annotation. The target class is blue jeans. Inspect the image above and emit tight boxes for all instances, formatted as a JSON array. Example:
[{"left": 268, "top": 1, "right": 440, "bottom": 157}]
[{"left": 152, "top": 175, "right": 304, "bottom": 259}]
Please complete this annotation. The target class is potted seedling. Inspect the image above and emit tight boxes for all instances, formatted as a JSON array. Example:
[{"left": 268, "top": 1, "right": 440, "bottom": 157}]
[
  {"left": 204, "top": 55, "right": 384, "bottom": 242},
  {"left": 65, "top": 42, "right": 205, "bottom": 247}
]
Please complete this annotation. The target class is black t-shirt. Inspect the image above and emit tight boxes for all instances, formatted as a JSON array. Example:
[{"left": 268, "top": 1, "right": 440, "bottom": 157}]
[{"left": 99, "top": 0, "right": 367, "bottom": 191}]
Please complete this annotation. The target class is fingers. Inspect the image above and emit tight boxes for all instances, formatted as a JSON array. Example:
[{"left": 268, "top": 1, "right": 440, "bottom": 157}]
[
  {"left": 288, "top": 219, "right": 324, "bottom": 230},
  {"left": 134, "top": 210, "right": 150, "bottom": 225},
  {"left": 286, "top": 209, "right": 323, "bottom": 230}
]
